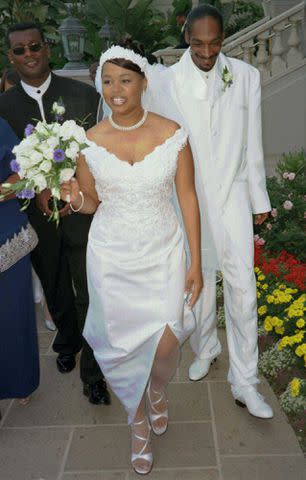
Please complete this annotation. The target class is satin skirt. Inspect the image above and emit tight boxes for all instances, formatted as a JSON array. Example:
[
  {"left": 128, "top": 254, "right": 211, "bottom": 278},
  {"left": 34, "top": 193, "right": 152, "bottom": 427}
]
[{"left": 83, "top": 221, "right": 195, "bottom": 423}]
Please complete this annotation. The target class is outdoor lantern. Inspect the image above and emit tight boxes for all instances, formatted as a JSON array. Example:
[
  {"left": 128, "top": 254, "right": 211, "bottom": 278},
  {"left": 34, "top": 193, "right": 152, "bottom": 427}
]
[
  {"left": 58, "top": 14, "right": 87, "bottom": 69},
  {"left": 98, "top": 18, "right": 116, "bottom": 48}
]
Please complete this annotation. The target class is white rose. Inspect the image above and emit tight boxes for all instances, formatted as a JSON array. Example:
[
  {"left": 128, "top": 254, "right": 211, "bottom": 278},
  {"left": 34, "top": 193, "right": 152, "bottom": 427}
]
[
  {"left": 73, "top": 125, "right": 86, "bottom": 144},
  {"left": 35, "top": 121, "right": 48, "bottom": 135},
  {"left": 60, "top": 168, "right": 75, "bottom": 183},
  {"left": 29, "top": 150, "right": 44, "bottom": 166},
  {"left": 40, "top": 160, "right": 52, "bottom": 173},
  {"left": 26, "top": 167, "right": 40, "bottom": 179},
  {"left": 32, "top": 173, "right": 47, "bottom": 191},
  {"left": 51, "top": 123, "right": 61, "bottom": 135},
  {"left": 46, "top": 136, "right": 59, "bottom": 149},
  {"left": 65, "top": 141, "right": 79, "bottom": 160},
  {"left": 60, "top": 120, "right": 77, "bottom": 141},
  {"left": 43, "top": 147, "right": 55, "bottom": 160}
]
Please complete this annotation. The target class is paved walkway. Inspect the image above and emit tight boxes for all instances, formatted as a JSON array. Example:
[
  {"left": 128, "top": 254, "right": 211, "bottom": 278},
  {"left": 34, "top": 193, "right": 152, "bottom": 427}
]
[{"left": 0, "top": 306, "right": 305, "bottom": 480}]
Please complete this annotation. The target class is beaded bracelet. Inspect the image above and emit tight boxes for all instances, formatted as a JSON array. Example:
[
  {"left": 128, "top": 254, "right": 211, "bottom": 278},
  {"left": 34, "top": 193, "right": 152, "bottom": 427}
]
[{"left": 70, "top": 191, "right": 84, "bottom": 213}]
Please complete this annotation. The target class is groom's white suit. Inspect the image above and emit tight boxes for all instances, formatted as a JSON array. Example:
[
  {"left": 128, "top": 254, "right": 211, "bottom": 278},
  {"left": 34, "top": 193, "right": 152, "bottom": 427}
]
[{"left": 147, "top": 49, "right": 271, "bottom": 392}]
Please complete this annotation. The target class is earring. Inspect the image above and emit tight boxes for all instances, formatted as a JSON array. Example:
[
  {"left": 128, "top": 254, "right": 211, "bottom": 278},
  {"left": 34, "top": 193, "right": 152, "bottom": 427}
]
[{"left": 10, "top": 60, "right": 14, "bottom": 64}]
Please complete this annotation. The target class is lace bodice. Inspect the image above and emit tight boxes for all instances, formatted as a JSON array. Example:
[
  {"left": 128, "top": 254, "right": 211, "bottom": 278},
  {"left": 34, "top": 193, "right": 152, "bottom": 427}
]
[{"left": 82, "top": 127, "right": 187, "bottom": 249}]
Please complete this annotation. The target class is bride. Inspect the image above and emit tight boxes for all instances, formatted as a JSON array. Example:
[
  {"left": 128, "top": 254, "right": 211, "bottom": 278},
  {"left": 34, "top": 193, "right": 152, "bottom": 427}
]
[{"left": 60, "top": 45, "right": 203, "bottom": 475}]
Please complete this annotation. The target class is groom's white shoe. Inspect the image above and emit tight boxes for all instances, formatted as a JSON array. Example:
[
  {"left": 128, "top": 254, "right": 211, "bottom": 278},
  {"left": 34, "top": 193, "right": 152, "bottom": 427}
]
[
  {"left": 233, "top": 385, "right": 273, "bottom": 419},
  {"left": 189, "top": 356, "right": 218, "bottom": 381}
]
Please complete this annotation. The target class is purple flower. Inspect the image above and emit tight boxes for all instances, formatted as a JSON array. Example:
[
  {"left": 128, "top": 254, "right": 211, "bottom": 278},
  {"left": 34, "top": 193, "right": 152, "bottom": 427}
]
[
  {"left": 24, "top": 124, "right": 35, "bottom": 137},
  {"left": 53, "top": 149, "right": 65, "bottom": 163},
  {"left": 54, "top": 114, "right": 64, "bottom": 123},
  {"left": 16, "top": 188, "right": 35, "bottom": 199},
  {"left": 10, "top": 159, "right": 20, "bottom": 173}
]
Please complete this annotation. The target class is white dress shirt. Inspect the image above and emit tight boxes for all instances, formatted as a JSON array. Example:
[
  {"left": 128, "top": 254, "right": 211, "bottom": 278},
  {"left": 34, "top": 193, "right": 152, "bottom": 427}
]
[
  {"left": 20, "top": 74, "right": 52, "bottom": 122},
  {"left": 195, "top": 61, "right": 216, "bottom": 98}
]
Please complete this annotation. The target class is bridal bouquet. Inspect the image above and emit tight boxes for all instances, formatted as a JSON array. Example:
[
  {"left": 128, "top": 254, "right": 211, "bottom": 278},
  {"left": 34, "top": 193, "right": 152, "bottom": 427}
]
[{"left": 0, "top": 119, "right": 87, "bottom": 224}]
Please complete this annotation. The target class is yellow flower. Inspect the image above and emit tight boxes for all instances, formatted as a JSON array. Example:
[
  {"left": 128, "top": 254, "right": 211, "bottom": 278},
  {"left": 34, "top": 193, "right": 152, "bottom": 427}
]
[
  {"left": 261, "top": 283, "right": 268, "bottom": 290},
  {"left": 256, "top": 281, "right": 260, "bottom": 287},
  {"left": 258, "top": 305, "right": 267, "bottom": 316},
  {"left": 257, "top": 292, "right": 261, "bottom": 299},
  {"left": 254, "top": 267, "right": 260, "bottom": 274},
  {"left": 275, "top": 326, "right": 285, "bottom": 335},
  {"left": 264, "top": 317, "right": 272, "bottom": 332},
  {"left": 279, "top": 285, "right": 286, "bottom": 290},
  {"left": 295, "top": 345, "right": 305, "bottom": 357},
  {"left": 290, "top": 378, "right": 300, "bottom": 398},
  {"left": 258, "top": 275, "right": 266, "bottom": 281},
  {"left": 276, "top": 318, "right": 284, "bottom": 327},
  {"left": 278, "top": 337, "right": 289, "bottom": 350},
  {"left": 266, "top": 295, "right": 274, "bottom": 304},
  {"left": 296, "top": 319, "right": 305, "bottom": 328}
]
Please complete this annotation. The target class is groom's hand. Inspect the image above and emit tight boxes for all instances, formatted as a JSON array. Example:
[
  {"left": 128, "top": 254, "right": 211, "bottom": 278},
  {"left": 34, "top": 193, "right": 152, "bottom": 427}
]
[{"left": 254, "top": 212, "right": 270, "bottom": 225}]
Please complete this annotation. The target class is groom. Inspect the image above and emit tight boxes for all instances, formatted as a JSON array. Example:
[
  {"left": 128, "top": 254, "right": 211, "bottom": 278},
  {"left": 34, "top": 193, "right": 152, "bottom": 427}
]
[{"left": 149, "top": 4, "right": 273, "bottom": 418}]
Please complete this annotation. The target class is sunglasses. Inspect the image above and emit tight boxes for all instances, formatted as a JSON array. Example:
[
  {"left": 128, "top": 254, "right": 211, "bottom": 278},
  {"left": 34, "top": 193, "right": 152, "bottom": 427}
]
[{"left": 11, "top": 42, "right": 44, "bottom": 56}]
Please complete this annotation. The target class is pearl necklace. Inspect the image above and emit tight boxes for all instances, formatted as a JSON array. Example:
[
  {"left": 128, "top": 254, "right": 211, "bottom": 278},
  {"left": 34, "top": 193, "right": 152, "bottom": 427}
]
[{"left": 109, "top": 110, "right": 148, "bottom": 131}]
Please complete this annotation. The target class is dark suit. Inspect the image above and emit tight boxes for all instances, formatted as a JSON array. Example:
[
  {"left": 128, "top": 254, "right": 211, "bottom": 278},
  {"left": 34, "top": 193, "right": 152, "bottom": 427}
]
[{"left": 0, "top": 73, "right": 102, "bottom": 385}]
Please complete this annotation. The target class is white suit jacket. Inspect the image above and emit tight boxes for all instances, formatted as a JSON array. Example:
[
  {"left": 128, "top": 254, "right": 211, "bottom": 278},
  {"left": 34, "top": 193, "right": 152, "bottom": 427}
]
[{"left": 146, "top": 50, "right": 271, "bottom": 270}]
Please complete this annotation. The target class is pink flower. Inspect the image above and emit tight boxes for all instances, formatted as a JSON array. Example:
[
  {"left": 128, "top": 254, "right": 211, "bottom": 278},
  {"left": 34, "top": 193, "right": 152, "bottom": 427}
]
[
  {"left": 283, "top": 171, "right": 289, "bottom": 179},
  {"left": 258, "top": 238, "right": 265, "bottom": 245},
  {"left": 254, "top": 234, "right": 260, "bottom": 242},
  {"left": 283, "top": 200, "right": 293, "bottom": 210},
  {"left": 271, "top": 208, "right": 278, "bottom": 218},
  {"left": 266, "top": 223, "right": 272, "bottom": 230},
  {"left": 288, "top": 172, "right": 295, "bottom": 181}
]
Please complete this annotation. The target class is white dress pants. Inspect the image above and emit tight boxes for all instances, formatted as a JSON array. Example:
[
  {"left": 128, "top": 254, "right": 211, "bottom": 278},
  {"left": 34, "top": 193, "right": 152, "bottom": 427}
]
[{"left": 190, "top": 224, "right": 259, "bottom": 389}]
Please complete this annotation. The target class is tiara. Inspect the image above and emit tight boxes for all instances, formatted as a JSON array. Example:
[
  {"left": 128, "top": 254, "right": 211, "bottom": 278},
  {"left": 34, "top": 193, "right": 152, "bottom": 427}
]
[{"left": 95, "top": 45, "right": 148, "bottom": 95}]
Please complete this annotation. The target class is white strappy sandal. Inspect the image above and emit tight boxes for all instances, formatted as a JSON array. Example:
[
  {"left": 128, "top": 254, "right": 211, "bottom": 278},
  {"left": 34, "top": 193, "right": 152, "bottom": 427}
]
[
  {"left": 131, "top": 417, "right": 153, "bottom": 475},
  {"left": 147, "top": 380, "right": 169, "bottom": 435}
]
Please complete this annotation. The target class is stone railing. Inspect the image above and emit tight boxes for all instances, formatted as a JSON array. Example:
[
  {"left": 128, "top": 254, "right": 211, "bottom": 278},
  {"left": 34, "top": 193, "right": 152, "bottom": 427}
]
[
  {"left": 153, "top": 1, "right": 305, "bottom": 83},
  {"left": 223, "top": 1, "right": 305, "bottom": 83},
  {"left": 223, "top": 16, "right": 270, "bottom": 46}
]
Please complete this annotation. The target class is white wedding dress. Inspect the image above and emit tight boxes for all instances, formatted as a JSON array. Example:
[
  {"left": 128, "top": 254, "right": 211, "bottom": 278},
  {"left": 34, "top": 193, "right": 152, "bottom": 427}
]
[{"left": 82, "top": 127, "right": 195, "bottom": 423}]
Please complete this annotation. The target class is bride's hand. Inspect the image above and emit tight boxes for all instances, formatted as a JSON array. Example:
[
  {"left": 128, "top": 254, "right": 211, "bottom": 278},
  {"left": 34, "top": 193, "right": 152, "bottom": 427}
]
[
  {"left": 185, "top": 265, "right": 203, "bottom": 307},
  {"left": 60, "top": 178, "right": 80, "bottom": 204}
]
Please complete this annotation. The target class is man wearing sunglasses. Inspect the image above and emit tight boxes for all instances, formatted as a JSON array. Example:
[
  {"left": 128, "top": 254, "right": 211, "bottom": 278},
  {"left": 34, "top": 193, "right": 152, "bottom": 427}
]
[{"left": 0, "top": 22, "right": 111, "bottom": 407}]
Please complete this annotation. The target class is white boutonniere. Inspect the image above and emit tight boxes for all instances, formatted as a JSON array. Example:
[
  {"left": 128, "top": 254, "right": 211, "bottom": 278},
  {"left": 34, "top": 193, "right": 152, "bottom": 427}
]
[
  {"left": 51, "top": 98, "right": 66, "bottom": 122},
  {"left": 222, "top": 66, "right": 233, "bottom": 92}
]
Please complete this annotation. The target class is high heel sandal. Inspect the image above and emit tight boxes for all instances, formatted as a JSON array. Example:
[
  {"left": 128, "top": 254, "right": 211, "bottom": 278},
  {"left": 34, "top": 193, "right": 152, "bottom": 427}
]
[
  {"left": 131, "top": 417, "right": 153, "bottom": 475},
  {"left": 146, "top": 380, "right": 168, "bottom": 435}
]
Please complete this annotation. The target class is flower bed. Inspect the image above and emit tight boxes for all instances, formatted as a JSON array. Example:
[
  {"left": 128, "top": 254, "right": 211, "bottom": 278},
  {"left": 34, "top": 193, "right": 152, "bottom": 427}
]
[{"left": 255, "top": 243, "right": 306, "bottom": 451}]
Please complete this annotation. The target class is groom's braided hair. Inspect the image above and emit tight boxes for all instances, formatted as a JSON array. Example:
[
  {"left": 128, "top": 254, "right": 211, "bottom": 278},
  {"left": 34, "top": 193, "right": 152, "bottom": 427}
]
[{"left": 185, "top": 4, "right": 224, "bottom": 35}]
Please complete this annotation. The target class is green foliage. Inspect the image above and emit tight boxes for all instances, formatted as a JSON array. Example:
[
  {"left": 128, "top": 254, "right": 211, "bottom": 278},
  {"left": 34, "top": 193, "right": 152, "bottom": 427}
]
[
  {"left": 256, "top": 151, "right": 306, "bottom": 261},
  {"left": 85, "top": 0, "right": 171, "bottom": 54}
]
